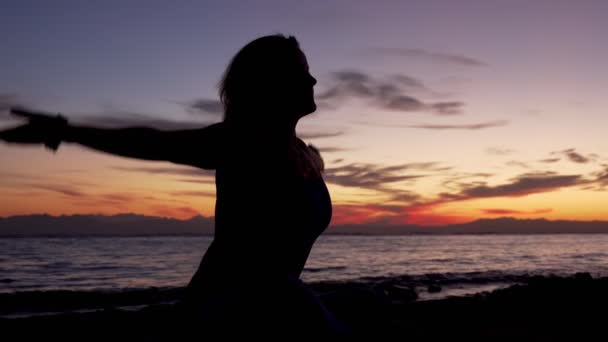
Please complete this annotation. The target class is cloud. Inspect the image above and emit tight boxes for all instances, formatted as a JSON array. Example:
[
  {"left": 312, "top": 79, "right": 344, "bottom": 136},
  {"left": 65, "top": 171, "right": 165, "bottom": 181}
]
[
  {"left": 169, "top": 190, "right": 216, "bottom": 198},
  {"left": 324, "top": 163, "right": 427, "bottom": 190},
  {"left": 2, "top": 103, "right": 216, "bottom": 129},
  {"left": 100, "top": 193, "right": 136, "bottom": 202},
  {"left": 539, "top": 158, "right": 560, "bottom": 163},
  {"left": 298, "top": 131, "right": 345, "bottom": 139},
  {"left": 22, "top": 183, "right": 86, "bottom": 197},
  {"left": 74, "top": 111, "right": 213, "bottom": 130},
  {"left": 186, "top": 99, "right": 224, "bottom": 116},
  {"left": 556, "top": 148, "right": 592, "bottom": 164},
  {"left": 141, "top": 195, "right": 190, "bottom": 205},
  {"left": 175, "top": 178, "right": 216, "bottom": 185},
  {"left": 486, "top": 147, "right": 515, "bottom": 156},
  {"left": 331, "top": 203, "right": 406, "bottom": 224},
  {"left": 385, "top": 191, "right": 422, "bottom": 204},
  {"left": 380, "top": 94, "right": 426, "bottom": 111},
  {"left": 323, "top": 162, "right": 448, "bottom": 206},
  {"left": 316, "top": 146, "right": 348, "bottom": 153},
  {"left": 429, "top": 102, "right": 465, "bottom": 115},
  {"left": 329, "top": 159, "right": 608, "bottom": 225},
  {"left": 317, "top": 70, "right": 465, "bottom": 115},
  {"left": 590, "top": 165, "right": 608, "bottom": 188},
  {"left": 63, "top": 104, "right": 218, "bottom": 130},
  {"left": 481, "top": 208, "right": 553, "bottom": 215},
  {"left": 392, "top": 172, "right": 585, "bottom": 225},
  {"left": 399, "top": 165, "right": 608, "bottom": 224},
  {"left": 112, "top": 166, "right": 214, "bottom": 178},
  {"left": 506, "top": 160, "right": 531, "bottom": 169},
  {"left": 16, "top": 183, "right": 157, "bottom": 207},
  {"left": 404, "top": 120, "right": 509, "bottom": 130},
  {"left": 391, "top": 75, "right": 430, "bottom": 92},
  {"left": 439, "top": 172, "right": 495, "bottom": 192},
  {"left": 369, "top": 47, "right": 486, "bottom": 67},
  {"left": 455, "top": 172, "right": 583, "bottom": 199}
]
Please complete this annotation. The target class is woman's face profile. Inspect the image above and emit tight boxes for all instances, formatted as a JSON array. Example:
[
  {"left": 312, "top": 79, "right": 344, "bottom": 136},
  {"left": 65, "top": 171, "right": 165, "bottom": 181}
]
[
  {"left": 278, "top": 49, "right": 317, "bottom": 120},
  {"left": 298, "top": 51, "right": 318, "bottom": 117}
]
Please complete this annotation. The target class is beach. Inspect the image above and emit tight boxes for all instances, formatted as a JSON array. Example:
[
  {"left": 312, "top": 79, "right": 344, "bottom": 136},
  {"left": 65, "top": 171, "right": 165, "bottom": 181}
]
[{"left": 2, "top": 272, "right": 605, "bottom": 339}]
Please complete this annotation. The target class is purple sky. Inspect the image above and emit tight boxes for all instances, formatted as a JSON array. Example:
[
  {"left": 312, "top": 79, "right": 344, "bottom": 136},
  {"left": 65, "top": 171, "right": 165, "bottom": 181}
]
[{"left": 1, "top": 0, "right": 608, "bottom": 224}]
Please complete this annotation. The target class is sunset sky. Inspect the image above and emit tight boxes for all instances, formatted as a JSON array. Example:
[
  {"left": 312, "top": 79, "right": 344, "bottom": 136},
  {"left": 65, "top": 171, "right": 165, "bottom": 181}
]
[{"left": 1, "top": 0, "right": 607, "bottom": 226}]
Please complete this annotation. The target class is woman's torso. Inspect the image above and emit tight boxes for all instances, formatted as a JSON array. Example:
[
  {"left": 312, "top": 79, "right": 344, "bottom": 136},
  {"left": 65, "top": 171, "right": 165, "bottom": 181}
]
[{"left": 187, "top": 125, "right": 332, "bottom": 293}]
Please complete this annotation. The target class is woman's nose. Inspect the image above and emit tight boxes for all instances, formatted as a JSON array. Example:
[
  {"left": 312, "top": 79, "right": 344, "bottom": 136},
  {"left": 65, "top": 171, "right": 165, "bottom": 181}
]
[{"left": 310, "top": 74, "right": 317, "bottom": 86}]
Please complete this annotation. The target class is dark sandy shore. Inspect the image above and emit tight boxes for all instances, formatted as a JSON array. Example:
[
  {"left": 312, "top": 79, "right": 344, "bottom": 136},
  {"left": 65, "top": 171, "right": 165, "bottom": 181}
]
[{"left": 1, "top": 273, "right": 606, "bottom": 340}]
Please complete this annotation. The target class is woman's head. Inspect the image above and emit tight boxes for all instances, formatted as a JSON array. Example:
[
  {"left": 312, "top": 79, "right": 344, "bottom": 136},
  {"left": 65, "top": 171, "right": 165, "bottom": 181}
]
[{"left": 220, "top": 34, "right": 317, "bottom": 124}]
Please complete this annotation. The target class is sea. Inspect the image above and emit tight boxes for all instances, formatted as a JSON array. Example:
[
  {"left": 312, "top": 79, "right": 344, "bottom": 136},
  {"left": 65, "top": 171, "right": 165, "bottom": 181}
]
[{"left": 2, "top": 234, "right": 608, "bottom": 295}]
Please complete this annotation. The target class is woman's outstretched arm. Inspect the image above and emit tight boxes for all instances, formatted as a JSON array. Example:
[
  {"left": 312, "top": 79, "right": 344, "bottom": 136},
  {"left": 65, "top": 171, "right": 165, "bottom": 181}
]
[
  {"left": 0, "top": 108, "right": 220, "bottom": 169},
  {"left": 65, "top": 125, "right": 218, "bottom": 167}
]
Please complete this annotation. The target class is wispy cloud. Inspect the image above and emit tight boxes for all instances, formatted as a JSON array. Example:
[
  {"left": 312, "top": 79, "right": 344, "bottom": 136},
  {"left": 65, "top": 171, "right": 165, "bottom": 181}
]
[
  {"left": 590, "top": 165, "right": 608, "bottom": 189},
  {"left": 112, "top": 166, "right": 214, "bottom": 178},
  {"left": 316, "top": 146, "right": 348, "bottom": 153},
  {"left": 369, "top": 47, "right": 486, "bottom": 67},
  {"left": 481, "top": 208, "right": 553, "bottom": 215},
  {"left": 331, "top": 203, "right": 406, "bottom": 224},
  {"left": 175, "top": 178, "right": 216, "bottom": 185},
  {"left": 100, "top": 193, "right": 136, "bottom": 203},
  {"left": 486, "top": 147, "right": 515, "bottom": 156},
  {"left": 324, "top": 162, "right": 427, "bottom": 190},
  {"left": 22, "top": 183, "right": 86, "bottom": 197},
  {"left": 448, "top": 172, "right": 583, "bottom": 199},
  {"left": 186, "top": 99, "right": 224, "bottom": 116},
  {"left": 169, "top": 190, "right": 216, "bottom": 198},
  {"left": 317, "top": 70, "right": 465, "bottom": 115},
  {"left": 506, "top": 160, "right": 531, "bottom": 169},
  {"left": 429, "top": 102, "right": 464, "bottom": 115},
  {"left": 75, "top": 110, "right": 213, "bottom": 130},
  {"left": 553, "top": 148, "right": 593, "bottom": 164},
  {"left": 404, "top": 120, "right": 509, "bottom": 130},
  {"left": 324, "top": 162, "right": 450, "bottom": 208},
  {"left": 298, "top": 131, "right": 345, "bottom": 140}
]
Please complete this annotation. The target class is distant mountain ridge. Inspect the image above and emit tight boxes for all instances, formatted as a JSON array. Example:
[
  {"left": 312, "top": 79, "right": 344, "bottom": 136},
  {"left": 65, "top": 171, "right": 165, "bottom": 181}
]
[
  {"left": 2, "top": 214, "right": 608, "bottom": 236},
  {"left": 0, "top": 214, "right": 214, "bottom": 237}
]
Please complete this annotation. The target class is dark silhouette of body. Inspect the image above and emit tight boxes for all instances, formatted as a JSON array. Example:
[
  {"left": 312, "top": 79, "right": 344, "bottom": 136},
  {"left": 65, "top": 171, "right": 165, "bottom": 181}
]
[{"left": 1, "top": 35, "right": 345, "bottom": 335}]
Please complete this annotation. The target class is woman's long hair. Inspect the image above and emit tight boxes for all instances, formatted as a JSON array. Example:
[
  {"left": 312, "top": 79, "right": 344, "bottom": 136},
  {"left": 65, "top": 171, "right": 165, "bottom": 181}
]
[{"left": 219, "top": 34, "right": 302, "bottom": 123}]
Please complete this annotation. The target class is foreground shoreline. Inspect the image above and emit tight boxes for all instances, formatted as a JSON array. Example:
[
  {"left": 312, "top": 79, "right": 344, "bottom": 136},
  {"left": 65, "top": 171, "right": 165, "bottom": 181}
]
[{"left": 1, "top": 273, "right": 606, "bottom": 339}]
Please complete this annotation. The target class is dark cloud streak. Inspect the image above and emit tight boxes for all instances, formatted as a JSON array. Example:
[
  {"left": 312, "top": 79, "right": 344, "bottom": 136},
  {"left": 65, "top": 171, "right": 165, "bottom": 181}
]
[
  {"left": 404, "top": 120, "right": 509, "bottom": 130},
  {"left": 369, "top": 47, "right": 486, "bottom": 67},
  {"left": 75, "top": 110, "right": 213, "bottom": 130},
  {"left": 112, "top": 166, "right": 215, "bottom": 178},
  {"left": 317, "top": 70, "right": 465, "bottom": 115},
  {"left": 186, "top": 99, "right": 224, "bottom": 116}
]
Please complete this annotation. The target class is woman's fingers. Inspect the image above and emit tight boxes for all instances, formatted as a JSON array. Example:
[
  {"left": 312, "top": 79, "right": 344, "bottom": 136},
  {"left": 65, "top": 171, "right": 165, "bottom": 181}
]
[
  {"left": 10, "top": 107, "right": 39, "bottom": 119},
  {"left": 10, "top": 107, "right": 66, "bottom": 124}
]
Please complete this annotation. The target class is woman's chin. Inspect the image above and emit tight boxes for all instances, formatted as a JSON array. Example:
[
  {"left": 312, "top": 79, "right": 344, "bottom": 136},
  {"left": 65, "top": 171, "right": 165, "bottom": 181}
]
[{"left": 303, "top": 102, "right": 317, "bottom": 115}]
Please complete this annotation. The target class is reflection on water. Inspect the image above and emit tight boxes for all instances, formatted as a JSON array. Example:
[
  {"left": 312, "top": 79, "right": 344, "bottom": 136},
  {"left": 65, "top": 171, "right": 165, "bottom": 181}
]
[{"left": 2, "top": 234, "right": 608, "bottom": 293}]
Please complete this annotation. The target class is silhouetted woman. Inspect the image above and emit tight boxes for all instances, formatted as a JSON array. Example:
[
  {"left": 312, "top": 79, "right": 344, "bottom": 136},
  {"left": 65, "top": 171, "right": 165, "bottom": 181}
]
[{"left": 1, "top": 34, "right": 344, "bottom": 335}]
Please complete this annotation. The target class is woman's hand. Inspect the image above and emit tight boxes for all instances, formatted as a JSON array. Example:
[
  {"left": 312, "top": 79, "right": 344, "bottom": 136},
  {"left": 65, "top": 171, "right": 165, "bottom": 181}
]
[{"left": 0, "top": 107, "right": 68, "bottom": 152}]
